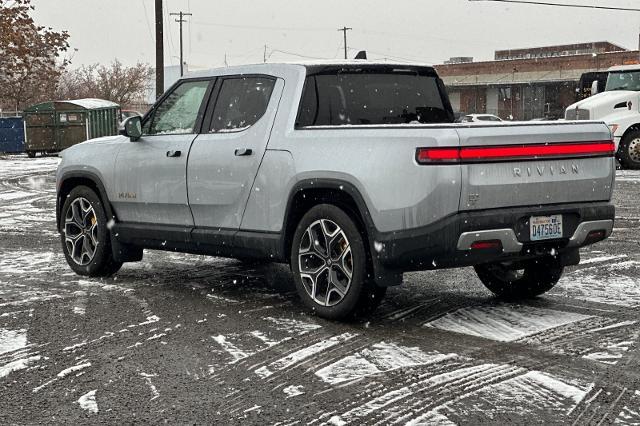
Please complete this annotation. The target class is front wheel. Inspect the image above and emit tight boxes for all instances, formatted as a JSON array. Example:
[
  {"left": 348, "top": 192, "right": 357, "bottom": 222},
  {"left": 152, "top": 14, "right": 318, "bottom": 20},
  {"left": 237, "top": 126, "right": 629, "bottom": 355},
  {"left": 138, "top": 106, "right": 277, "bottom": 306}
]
[
  {"left": 617, "top": 129, "right": 640, "bottom": 170},
  {"left": 60, "top": 186, "right": 122, "bottom": 277},
  {"left": 475, "top": 256, "right": 563, "bottom": 299},
  {"left": 290, "top": 204, "right": 385, "bottom": 320}
]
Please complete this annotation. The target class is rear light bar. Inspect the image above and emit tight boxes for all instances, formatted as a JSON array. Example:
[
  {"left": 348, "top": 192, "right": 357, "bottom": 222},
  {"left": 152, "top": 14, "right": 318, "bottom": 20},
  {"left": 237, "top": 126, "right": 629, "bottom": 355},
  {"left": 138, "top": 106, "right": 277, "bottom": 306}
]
[{"left": 416, "top": 141, "right": 615, "bottom": 164}]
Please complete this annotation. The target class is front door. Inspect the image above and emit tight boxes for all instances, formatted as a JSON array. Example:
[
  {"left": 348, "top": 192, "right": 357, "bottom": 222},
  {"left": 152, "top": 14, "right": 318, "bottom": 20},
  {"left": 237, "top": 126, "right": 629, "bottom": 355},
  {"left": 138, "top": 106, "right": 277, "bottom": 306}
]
[
  {"left": 187, "top": 75, "right": 283, "bottom": 230},
  {"left": 112, "top": 79, "right": 212, "bottom": 227}
]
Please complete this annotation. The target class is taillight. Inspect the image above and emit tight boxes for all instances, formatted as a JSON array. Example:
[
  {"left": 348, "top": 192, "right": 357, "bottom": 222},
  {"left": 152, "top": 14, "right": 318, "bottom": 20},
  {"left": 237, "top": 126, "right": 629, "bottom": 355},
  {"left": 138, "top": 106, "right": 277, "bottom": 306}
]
[
  {"left": 470, "top": 240, "right": 503, "bottom": 250},
  {"left": 584, "top": 230, "right": 607, "bottom": 245},
  {"left": 416, "top": 141, "right": 615, "bottom": 165},
  {"left": 415, "top": 147, "right": 460, "bottom": 163}
]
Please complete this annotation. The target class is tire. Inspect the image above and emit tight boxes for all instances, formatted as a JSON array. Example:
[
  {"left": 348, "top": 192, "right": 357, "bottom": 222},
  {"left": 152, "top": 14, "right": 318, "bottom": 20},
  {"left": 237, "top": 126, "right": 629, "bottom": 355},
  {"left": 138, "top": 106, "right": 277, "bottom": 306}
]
[
  {"left": 26, "top": 151, "right": 36, "bottom": 158},
  {"left": 60, "top": 186, "right": 122, "bottom": 277},
  {"left": 290, "top": 204, "right": 386, "bottom": 320},
  {"left": 617, "top": 129, "right": 640, "bottom": 170},
  {"left": 474, "top": 256, "right": 563, "bottom": 299}
]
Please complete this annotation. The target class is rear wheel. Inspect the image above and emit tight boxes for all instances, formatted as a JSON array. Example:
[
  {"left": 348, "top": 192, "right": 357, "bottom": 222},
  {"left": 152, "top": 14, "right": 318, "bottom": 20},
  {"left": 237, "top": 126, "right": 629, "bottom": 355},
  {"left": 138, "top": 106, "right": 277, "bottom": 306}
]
[
  {"left": 617, "top": 129, "right": 640, "bottom": 170},
  {"left": 475, "top": 256, "right": 563, "bottom": 299},
  {"left": 60, "top": 186, "right": 122, "bottom": 277},
  {"left": 26, "top": 151, "right": 36, "bottom": 158},
  {"left": 290, "top": 204, "right": 385, "bottom": 320}
]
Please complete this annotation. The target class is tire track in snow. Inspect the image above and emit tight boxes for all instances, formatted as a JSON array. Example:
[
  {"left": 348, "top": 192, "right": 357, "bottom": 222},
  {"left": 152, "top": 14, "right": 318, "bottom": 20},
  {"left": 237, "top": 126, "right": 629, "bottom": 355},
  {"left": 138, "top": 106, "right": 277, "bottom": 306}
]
[
  {"left": 255, "top": 333, "right": 358, "bottom": 379},
  {"left": 396, "top": 370, "right": 592, "bottom": 425},
  {"left": 518, "top": 316, "right": 640, "bottom": 366},
  {"left": 324, "top": 362, "right": 527, "bottom": 425},
  {"left": 210, "top": 316, "right": 324, "bottom": 367},
  {"left": 614, "top": 390, "right": 640, "bottom": 424},
  {"left": 424, "top": 303, "right": 591, "bottom": 342}
]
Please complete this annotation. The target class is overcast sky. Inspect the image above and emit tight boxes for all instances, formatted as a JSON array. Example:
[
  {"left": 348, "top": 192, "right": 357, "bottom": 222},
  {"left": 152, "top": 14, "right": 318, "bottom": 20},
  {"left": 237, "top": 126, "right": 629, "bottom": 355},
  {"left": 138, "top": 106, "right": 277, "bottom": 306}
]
[{"left": 32, "top": 0, "right": 640, "bottom": 70}]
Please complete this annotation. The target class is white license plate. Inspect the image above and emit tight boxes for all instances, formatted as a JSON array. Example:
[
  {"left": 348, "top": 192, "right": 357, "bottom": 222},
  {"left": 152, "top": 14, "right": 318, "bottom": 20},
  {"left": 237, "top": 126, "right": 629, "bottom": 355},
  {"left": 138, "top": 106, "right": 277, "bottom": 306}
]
[{"left": 530, "top": 215, "right": 563, "bottom": 241}]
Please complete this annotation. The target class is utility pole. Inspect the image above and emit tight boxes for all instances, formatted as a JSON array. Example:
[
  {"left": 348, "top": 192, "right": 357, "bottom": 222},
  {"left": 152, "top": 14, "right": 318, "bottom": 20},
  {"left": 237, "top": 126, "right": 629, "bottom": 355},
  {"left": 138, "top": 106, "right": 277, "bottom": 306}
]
[
  {"left": 264, "top": 45, "right": 268, "bottom": 63},
  {"left": 170, "top": 11, "right": 193, "bottom": 77},
  {"left": 338, "top": 26, "right": 352, "bottom": 60},
  {"left": 155, "top": 0, "right": 164, "bottom": 99}
]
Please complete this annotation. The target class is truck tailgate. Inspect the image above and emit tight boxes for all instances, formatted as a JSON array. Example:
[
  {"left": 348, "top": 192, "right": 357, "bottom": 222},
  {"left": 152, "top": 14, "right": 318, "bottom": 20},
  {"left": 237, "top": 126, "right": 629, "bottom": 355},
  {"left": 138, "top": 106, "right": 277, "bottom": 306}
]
[{"left": 455, "top": 122, "right": 615, "bottom": 211}]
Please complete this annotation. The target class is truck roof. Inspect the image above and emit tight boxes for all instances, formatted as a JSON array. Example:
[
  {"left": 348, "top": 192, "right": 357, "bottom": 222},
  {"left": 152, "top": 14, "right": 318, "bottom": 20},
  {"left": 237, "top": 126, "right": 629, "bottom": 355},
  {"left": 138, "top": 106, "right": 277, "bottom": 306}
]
[
  {"left": 608, "top": 64, "right": 640, "bottom": 72},
  {"left": 186, "top": 61, "right": 436, "bottom": 79}
]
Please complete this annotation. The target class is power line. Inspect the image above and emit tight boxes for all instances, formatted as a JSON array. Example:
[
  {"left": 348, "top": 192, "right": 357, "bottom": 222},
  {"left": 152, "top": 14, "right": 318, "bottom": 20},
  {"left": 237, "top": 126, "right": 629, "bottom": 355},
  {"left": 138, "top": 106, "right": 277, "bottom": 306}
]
[
  {"left": 140, "top": 0, "right": 155, "bottom": 43},
  {"left": 268, "top": 49, "right": 327, "bottom": 60},
  {"left": 191, "top": 20, "right": 332, "bottom": 32},
  {"left": 468, "top": 0, "right": 640, "bottom": 12}
]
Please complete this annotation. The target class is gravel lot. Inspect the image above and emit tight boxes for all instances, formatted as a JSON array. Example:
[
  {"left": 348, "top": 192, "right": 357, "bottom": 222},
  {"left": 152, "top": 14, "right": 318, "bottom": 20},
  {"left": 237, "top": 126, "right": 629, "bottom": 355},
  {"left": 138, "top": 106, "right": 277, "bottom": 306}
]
[{"left": 1, "top": 154, "right": 639, "bottom": 425}]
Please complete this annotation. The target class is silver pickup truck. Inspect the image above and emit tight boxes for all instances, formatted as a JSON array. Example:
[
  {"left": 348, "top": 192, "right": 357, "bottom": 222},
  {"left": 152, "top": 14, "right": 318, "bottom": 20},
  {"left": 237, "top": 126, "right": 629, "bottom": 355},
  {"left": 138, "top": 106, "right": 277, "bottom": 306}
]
[{"left": 56, "top": 62, "right": 616, "bottom": 319}]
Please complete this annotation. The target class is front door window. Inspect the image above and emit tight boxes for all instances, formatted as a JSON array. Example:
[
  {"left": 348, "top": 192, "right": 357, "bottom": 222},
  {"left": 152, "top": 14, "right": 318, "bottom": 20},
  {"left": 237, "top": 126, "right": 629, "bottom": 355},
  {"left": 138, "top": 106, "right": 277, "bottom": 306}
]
[{"left": 145, "top": 80, "right": 210, "bottom": 135}]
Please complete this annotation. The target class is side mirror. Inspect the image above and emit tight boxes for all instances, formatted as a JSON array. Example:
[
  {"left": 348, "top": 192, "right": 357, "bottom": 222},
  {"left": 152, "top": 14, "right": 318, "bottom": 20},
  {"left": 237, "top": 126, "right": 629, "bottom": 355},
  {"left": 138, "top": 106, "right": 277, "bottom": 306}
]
[
  {"left": 591, "top": 80, "right": 599, "bottom": 96},
  {"left": 122, "top": 116, "right": 142, "bottom": 141}
]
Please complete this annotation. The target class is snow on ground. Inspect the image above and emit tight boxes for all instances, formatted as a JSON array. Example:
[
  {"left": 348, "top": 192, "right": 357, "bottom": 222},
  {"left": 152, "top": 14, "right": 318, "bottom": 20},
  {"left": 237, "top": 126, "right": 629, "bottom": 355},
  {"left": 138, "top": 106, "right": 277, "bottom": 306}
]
[
  {"left": 614, "top": 390, "right": 640, "bottom": 424},
  {"left": 614, "top": 169, "right": 640, "bottom": 183},
  {"left": 554, "top": 262, "right": 640, "bottom": 307},
  {"left": 0, "top": 155, "right": 638, "bottom": 424},
  {"left": 0, "top": 328, "right": 27, "bottom": 355},
  {"left": 424, "top": 304, "right": 591, "bottom": 342},
  {"left": 254, "top": 332, "right": 357, "bottom": 379},
  {"left": 315, "top": 342, "right": 456, "bottom": 385},
  {"left": 406, "top": 369, "right": 593, "bottom": 422},
  {"left": 76, "top": 390, "right": 99, "bottom": 413}
]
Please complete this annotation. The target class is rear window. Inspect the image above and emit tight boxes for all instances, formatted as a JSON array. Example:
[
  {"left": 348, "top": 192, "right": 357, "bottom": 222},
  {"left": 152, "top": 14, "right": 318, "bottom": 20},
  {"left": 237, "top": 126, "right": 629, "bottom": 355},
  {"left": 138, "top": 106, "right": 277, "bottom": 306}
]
[{"left": 296, "top": 68, "right": 454, "bottom": 127}]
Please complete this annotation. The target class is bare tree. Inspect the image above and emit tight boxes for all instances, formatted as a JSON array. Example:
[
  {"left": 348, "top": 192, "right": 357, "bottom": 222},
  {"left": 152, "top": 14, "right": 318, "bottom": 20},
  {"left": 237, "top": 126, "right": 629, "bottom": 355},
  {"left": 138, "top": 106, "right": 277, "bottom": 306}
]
[
  {"left": 56, "top": 60, "right": 154, "bottom": 107},
  {"left": 0, "top": 0, "right": 70, "bottom": 111}
]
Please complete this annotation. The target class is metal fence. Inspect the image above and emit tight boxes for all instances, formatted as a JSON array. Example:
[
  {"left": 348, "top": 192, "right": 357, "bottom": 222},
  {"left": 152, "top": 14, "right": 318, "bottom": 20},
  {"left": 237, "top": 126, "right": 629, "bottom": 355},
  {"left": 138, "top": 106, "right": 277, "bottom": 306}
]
[{"left": 0, "top": 111, "right": 22, "bottom": 118}]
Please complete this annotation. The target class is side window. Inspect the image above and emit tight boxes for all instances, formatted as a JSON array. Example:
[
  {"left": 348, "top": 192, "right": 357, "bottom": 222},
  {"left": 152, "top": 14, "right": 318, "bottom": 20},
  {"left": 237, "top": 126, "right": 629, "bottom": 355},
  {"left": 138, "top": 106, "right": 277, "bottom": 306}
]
[
  {"left": 210, "top": 77, "right": 275, "bottom": 133},
  {"left": 144, "top": 80, "right": 210, "bottom": 135},
  {"left": 296, "top": 76, "right": 319, "bottom": 127}
]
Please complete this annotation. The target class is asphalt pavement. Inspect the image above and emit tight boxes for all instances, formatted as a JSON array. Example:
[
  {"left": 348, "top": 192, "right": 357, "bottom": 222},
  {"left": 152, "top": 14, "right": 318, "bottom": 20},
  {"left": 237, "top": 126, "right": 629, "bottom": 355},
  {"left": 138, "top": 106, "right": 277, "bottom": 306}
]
[{"left": 0, "top": 154, "right": 639, "bottom": 425}]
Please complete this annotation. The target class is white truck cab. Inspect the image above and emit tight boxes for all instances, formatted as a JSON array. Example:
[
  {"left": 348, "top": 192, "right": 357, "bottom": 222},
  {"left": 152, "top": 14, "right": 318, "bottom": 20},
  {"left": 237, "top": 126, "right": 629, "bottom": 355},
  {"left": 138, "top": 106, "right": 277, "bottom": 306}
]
[{"left": 565, "top": 64, "right": 640, "bottom": 169}]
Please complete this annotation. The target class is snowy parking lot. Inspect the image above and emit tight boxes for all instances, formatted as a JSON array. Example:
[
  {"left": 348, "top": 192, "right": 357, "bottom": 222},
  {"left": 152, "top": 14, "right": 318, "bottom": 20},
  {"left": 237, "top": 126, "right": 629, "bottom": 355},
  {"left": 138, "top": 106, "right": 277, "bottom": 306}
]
[{"left": 0, "top": 154, "right": 639, "bottom": 424}]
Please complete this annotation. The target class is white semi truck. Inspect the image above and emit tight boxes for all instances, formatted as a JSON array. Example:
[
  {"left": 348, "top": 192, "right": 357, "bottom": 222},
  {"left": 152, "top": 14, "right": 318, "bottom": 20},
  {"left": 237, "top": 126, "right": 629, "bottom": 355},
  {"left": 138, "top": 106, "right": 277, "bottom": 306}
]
[{"left": 565, "top": 64, "right": 640, "bottom": 169}]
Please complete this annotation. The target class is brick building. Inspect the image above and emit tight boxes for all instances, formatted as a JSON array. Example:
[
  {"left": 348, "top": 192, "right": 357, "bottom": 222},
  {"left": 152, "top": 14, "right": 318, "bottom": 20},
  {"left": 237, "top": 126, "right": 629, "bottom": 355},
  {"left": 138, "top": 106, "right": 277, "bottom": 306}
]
[{"left": 434, "top": 42, "right": 640, "bottom": 120}]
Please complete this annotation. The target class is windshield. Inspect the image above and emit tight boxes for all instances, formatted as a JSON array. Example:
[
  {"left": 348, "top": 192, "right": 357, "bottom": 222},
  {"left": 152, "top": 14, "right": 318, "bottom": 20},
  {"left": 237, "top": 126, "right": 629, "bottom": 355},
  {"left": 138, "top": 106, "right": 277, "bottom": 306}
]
[
  {"left": 605, "top": 71, "right": 640, "bottom": 92},
  {"left": 296, "top": 68, "right": 454, "bottom": 126}
]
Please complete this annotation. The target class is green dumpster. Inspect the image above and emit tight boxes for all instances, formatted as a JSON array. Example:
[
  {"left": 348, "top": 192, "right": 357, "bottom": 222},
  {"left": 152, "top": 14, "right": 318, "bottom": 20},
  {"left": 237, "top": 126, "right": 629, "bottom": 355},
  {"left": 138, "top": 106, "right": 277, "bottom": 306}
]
[{"left": 23, "top": 98, "right": 120, "bottom": 157}]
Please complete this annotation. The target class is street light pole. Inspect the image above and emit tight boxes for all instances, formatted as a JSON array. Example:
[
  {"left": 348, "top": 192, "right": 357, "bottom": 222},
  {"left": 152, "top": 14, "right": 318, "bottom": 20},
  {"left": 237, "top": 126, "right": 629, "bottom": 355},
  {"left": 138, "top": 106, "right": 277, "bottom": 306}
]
[{"left": 170, "top": 11, "right": 193, "bottom": 77}]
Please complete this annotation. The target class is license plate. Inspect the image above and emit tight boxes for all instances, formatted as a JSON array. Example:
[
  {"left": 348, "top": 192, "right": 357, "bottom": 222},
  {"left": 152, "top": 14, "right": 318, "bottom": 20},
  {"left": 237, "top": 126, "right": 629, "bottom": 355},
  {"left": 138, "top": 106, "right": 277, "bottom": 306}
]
[{"left": 530, "top": 215, "right": 563, "bottom": 241}]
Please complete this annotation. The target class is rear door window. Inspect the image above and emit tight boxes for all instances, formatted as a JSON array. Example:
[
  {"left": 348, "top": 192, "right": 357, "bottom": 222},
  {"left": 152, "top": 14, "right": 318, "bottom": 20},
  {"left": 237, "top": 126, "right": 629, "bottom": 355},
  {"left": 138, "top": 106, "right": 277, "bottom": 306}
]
[
  {"left": 296, "top": 69, "right": 453, "bottom": 127},
  {"left": 209, "top": 76, "right": 276, "bottom": 132}
]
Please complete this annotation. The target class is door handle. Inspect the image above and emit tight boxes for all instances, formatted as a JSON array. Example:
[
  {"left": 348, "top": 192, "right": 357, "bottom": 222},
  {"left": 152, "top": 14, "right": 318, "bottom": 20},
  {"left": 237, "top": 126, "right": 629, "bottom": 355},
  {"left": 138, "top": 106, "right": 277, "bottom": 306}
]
[
  {"left": 166, "top": 150, "right": 181, "bottom": 158},
  {"left": 234, "top": 148, "right": 253, "bottom": 156}
]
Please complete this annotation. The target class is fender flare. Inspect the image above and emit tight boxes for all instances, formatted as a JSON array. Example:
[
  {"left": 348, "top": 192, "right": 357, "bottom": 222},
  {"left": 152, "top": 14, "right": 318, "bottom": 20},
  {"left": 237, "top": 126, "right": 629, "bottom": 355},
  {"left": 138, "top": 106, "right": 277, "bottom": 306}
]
[
  {"left": 56, "top": 171, "right": 116, "bottom": 230},
  {"left": 282, "top": 178, "right": 402, "bottom": 286}
]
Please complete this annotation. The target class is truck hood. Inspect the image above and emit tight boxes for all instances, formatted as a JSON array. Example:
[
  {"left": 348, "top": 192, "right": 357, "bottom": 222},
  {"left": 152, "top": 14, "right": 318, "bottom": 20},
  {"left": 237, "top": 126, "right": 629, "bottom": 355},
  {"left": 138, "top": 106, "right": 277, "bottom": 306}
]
[
  {"left": 567, "top": 90, "right": 638, "bottom": 114},
  {"left": 59, "top": 134, "right": 129, "bottom": 158}
]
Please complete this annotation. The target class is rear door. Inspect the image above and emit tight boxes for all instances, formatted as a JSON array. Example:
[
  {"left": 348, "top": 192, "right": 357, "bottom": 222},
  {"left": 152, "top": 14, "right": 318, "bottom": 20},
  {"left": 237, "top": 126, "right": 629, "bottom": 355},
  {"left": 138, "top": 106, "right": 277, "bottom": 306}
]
[
  {"left": 187, "top": 75, "right": 283, "bottom": 230},
  {"left": 456, "top": 122, "right": 615, "bottom": 211},
  {"left": 111, "top": 78, "right": 213, "bottom": 226}
]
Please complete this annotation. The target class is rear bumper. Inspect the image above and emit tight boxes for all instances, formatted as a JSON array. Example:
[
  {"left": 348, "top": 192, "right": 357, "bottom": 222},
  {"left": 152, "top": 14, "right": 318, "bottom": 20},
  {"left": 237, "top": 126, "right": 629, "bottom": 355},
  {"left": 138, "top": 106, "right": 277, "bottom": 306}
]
[{"left": 373, "top": 201, "right": 615, "bottom": 272}]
